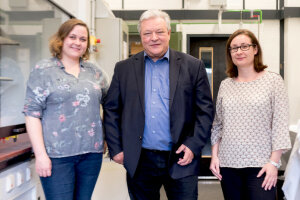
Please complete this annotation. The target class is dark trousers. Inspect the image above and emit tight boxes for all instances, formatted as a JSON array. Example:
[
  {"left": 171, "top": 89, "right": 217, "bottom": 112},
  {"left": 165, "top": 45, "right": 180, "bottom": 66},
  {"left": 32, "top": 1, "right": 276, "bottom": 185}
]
[
  {"left": 127, "top": 148, "right": 198, "bottom": 200},
  {"left": 220, "top": 167, "right": 276, "bottom": 200},
  {"left": 40, "top": 153, "right": 102, "bottom": 200}
]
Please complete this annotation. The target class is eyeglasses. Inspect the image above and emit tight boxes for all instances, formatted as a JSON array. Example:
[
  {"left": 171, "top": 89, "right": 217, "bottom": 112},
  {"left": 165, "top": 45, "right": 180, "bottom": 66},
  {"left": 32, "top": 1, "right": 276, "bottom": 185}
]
[{"left": 229, "top": 44, "right": 256, "bottom": 53}]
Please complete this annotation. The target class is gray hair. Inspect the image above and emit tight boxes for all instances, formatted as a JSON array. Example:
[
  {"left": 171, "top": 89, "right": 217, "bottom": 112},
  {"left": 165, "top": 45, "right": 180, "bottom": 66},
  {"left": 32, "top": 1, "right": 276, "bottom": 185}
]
[{"left": 137, "top": 9, "right": 171, "bottom": 34}]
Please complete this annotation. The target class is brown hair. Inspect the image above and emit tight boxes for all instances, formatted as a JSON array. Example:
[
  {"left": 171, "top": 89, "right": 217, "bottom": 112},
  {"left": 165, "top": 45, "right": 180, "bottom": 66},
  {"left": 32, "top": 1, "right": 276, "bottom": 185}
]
[
  {"left": 225, "top": 29, "right": 267, "bottom": 78},
  {"left": 49, "top": 18, "right": 90, "bottom": 60}
]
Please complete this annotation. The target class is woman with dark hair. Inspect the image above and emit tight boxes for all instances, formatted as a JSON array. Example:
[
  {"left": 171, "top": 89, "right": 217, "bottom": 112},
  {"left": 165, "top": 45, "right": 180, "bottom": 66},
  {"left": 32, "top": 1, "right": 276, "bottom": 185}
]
[
  {"left": 23, "top": 18, "right": 108, "bottom": 199},
  {"left": 210, "top": 29, "right": 291, "bottom": 200}
]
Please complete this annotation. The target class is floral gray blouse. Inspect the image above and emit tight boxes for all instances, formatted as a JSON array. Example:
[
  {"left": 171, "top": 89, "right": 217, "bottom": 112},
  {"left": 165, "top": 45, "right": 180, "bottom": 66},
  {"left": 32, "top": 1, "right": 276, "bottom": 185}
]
[{"left": 23, "top": 57, "right": 109, "bottom": 158}]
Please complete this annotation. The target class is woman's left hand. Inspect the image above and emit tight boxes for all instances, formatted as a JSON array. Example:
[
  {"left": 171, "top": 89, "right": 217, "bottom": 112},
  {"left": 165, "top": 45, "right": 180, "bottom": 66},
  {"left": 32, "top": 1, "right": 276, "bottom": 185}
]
[{"left": 257, "top": 163, "right": 278, "bottom": 190}]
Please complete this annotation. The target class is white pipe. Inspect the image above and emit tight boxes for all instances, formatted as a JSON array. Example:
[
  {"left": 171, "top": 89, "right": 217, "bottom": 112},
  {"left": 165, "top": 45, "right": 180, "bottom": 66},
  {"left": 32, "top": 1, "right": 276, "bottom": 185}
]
[
  {"left": 90, "top": 0, "right": 96, "bottom": 36},
  {"left": 257, "top": 16, "right": 260, "bottom": 41},
  {"left": 218, "top": 6, "right": 223, "bottom": 31}
]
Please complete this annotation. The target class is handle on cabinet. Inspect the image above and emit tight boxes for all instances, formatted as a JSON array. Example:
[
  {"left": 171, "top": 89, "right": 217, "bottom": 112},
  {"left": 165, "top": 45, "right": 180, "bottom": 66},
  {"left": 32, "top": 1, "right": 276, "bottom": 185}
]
[
  {"left": 0, "top": 77, "right": 13, "bottom": 81},
  {"left": 12, "top": 128, "right": 26, "bottom": 134}
]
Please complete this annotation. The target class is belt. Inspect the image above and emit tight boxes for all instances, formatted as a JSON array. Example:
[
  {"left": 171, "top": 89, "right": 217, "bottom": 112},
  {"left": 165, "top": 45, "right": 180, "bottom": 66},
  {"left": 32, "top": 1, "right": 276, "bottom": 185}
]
[{"left": 142, "top": 148, "right": 170, "bottom": 154}]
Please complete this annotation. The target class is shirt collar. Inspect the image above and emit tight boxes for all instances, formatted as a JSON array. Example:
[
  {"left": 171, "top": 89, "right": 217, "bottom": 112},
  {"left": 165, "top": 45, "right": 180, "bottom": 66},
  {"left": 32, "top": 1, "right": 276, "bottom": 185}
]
[
  {"left": 54, "top": 57, "right": 85, "bottom": 69},
  {"left": 144, "top": 48, "right": 169, "bottom": 62},
  {"left": 79, "top": 58, "right": 85, "bottom": 68}
]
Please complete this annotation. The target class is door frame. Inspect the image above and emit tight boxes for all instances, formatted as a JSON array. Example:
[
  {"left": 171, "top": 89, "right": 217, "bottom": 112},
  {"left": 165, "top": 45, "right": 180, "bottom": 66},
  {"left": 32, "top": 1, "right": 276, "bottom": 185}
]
[
  {"left": 187, "top": 34, "right": 231, "bottom": 55},
  {"left": 186, "top": 34, "right": 230, "bottom": 99},
  {"left": 187, "top": 34, "right": 231, "bottom": 178}
]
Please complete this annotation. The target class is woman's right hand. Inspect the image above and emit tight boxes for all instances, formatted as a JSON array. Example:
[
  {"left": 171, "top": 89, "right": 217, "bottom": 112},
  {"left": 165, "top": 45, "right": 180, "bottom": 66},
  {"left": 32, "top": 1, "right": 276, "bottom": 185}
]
[
  {"left": 35, "top": 154, "right": 52, "bottom": 177},
  {"left": 210, "top": 156, "right": 222, "bottom": 180}
]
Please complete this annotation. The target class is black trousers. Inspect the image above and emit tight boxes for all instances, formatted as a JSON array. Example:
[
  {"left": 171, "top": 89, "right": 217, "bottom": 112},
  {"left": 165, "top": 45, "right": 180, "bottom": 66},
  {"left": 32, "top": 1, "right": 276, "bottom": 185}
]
[
  {"left": 220, "top": 167, "right": 276, "bottom": 200},
  {"left": 127, "top": 148, "right": 198, "bottom": 200}
]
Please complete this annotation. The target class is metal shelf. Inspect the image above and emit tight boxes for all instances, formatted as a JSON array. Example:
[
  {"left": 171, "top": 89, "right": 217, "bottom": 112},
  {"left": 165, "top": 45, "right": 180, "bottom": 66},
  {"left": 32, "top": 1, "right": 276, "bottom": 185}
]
[{"left": 0, "top": 36, "right": 19, "bottom": 45}]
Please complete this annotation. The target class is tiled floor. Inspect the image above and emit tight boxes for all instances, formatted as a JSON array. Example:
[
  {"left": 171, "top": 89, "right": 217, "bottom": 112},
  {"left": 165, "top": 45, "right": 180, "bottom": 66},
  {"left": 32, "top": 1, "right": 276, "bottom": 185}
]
[
  {"left": 94, "top": 158, "right": 224, "bottom": 200},
  {"left": 160, "top": 180, "right": 224, "bottom": 200}
]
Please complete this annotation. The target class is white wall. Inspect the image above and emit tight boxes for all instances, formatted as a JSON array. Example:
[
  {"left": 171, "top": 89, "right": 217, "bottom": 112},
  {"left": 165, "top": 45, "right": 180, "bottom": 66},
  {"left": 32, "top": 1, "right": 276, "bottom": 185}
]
[
  {"left": 258, "top": 20, "right": 280, "bottom": 74},
  {"left": 284, "top": 18, "right": 300, "bottom": 125},
  {"left": 107, "top": 0, "right": 182, "bottom": 10},
  {"left": 245, "top": 0, "right": 277, "bottom": 10},
  {"left": 50, "top": 0, "right": 91, "bottom": 25},
  {"left": 105, "top": 0, "right": 122, "bottom": 10},
  {"left": 0, "top": 0, "right": 52, "bottom": 11},
  {"left": 106, "top": 0, "right": 279, "bottom": 10},
  {"left": 185, "top": 0, "right": 277, "bottom": 10},
  {"left": 124, "top": 0, "right": 182, "bottom": 10},
  {"left": 285, "top": 0, "right": 300, "bottom": 7},
  {"left": 184, "top": 0, "right": 230, "bottom": 10}
]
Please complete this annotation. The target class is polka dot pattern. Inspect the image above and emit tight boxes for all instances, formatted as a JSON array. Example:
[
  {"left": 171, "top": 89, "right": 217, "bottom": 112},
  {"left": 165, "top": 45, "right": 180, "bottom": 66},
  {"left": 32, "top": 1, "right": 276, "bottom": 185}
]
[{"left": 211, "top": 71, "right": 292, "bottom": 168}]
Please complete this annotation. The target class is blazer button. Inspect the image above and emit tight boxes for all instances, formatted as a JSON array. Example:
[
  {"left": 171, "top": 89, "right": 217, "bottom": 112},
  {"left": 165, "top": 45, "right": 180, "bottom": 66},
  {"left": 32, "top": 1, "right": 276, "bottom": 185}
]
[{"left": 139, "top": 136, "right": 142, "bottom": 140}]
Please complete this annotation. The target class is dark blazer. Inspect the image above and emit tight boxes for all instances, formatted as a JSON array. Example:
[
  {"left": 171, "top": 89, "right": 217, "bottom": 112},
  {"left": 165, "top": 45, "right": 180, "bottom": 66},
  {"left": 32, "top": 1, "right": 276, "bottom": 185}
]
[{"left": 103, "top": 49, "right": 214, "bottom": 179}]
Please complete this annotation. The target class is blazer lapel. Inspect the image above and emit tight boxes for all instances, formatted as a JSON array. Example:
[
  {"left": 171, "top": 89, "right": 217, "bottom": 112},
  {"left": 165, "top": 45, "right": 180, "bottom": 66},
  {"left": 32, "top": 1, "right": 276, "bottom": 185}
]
[
  {"left": 133, "top": 52, "right": 145, "bottom": 114},
  {"left": 169, "top": 49, "right": 181, "bottom": 110}
]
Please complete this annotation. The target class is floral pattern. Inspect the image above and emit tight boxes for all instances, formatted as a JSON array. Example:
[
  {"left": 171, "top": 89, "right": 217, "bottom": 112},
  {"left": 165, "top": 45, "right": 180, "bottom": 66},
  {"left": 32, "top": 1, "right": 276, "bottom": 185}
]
[{"left": 23, "top": 57, "right": 109, "bottom": 158}]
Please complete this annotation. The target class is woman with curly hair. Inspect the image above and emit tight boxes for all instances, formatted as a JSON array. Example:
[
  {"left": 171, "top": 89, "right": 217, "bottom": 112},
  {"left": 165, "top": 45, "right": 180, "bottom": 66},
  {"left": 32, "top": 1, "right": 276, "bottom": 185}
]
[{"left": 23, "top": 18, "right": 108, "bottom": 200}]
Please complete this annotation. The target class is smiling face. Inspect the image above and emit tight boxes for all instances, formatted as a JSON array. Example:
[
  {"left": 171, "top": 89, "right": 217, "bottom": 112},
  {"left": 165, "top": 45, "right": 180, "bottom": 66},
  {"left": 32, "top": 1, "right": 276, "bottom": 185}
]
[
  {"left": 61, "top": 25, "right": 88, "bottom": 61},
  {"left": 230, "top": 34, "right": 258, "bottom": 69},
  {"left": 140, "top": 17, "right": 171, "bottom": 62}
]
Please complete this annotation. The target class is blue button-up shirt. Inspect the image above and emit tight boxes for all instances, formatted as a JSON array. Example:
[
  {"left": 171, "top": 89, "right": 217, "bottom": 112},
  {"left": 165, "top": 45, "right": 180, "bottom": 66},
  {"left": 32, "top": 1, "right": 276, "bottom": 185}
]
[{"left": 142, "top": 49, "right": 172, "bottom": 151}]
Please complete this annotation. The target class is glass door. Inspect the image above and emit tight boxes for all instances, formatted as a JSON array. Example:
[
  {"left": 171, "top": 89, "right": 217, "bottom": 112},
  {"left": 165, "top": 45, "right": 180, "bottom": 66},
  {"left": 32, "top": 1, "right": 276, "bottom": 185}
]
[
  {"left": 199, "top": 47, "right": 213, "bottom": 97},
  {"left": 0, "top": 0, "right": 70, "bottom": 134}
]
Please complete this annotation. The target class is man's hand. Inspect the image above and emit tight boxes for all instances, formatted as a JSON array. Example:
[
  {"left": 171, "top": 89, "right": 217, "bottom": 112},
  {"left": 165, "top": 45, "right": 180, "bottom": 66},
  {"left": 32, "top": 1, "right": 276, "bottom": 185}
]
[
  {"left": 113, "top": 152, "right": 124, "bottom": 164},
  {"left": 176, "top": 144, "right": 194, "bottom": 166}
]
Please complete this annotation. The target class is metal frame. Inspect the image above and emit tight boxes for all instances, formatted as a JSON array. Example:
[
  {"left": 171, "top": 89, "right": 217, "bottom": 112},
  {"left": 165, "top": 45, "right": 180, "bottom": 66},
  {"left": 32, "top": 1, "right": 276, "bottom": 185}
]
[
  {"left": 112, "top": 8, "right": 300, "bottom": 21},
  {"left": 199, "top": 47, "right": 214, "bottom": 97},
  {"left": 187, "top": 34, "right": 231, "bottom": 55},
  {"left": 280, "top": 19, "right": 284, "bottom": 78}
]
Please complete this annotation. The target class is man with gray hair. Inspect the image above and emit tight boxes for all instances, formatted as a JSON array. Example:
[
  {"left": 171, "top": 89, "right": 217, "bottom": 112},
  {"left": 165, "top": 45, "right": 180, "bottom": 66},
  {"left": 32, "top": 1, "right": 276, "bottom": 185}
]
[{"left": 104, "top": 9, "right": 214, "bottom": 200}]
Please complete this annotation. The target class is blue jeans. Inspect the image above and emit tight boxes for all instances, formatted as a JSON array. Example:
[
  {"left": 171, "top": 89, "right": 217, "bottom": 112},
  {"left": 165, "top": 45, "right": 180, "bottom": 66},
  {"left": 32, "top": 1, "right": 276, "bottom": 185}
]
[
  {"left": 127, "top": 148, "right": 198, "bottom": 200},
  {"left": 220, "top": 167, "right": 276, "bottom": 200},
  {"left": 40, "top": 153, "right": 103, "bottom": 200}
]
